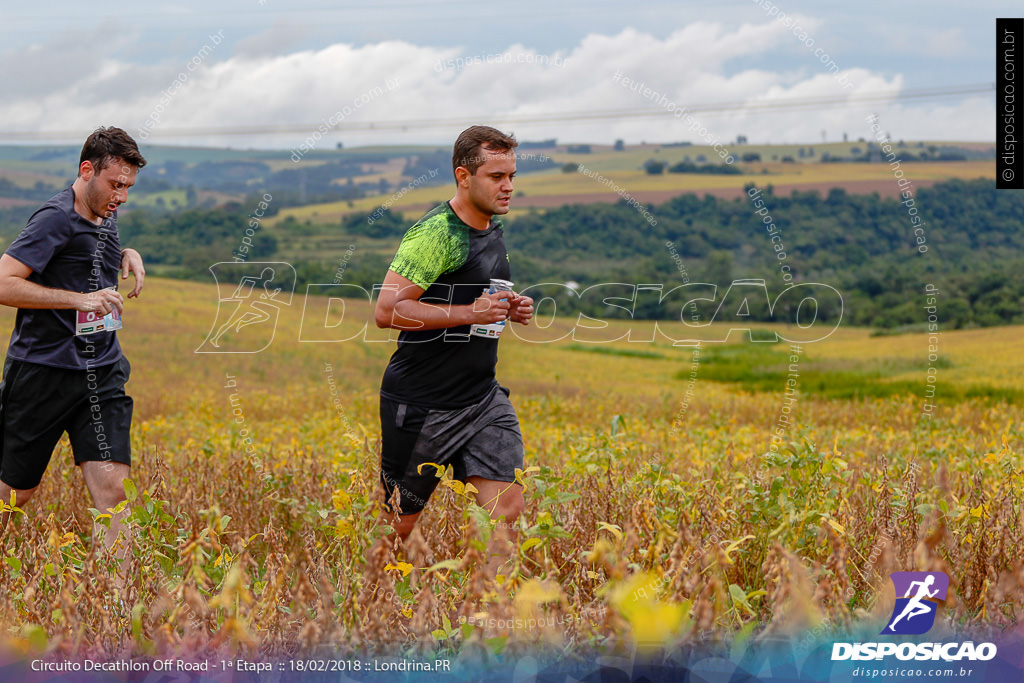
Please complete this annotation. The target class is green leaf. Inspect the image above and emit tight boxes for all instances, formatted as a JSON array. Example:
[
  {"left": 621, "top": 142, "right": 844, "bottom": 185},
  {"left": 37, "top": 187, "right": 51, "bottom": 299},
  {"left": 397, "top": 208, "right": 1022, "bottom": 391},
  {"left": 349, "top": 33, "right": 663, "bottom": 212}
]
[
  {"left": 425, "top": 559, "right": 462, "bottom": 574},
  {"left": 22, "top": 624, "right": 47, "bottom": 651},
  {"left": 431, "top": 629, "right": 448, "bottom": 640},
  {"left": 521, "top": 538, "right": 543, "bottom": 552},
  {"left": 461, "top": 622, "right": 475, "bottom": 639},
  {"left": 610, "top": 414, "right": 627, "bottom": 437},
  {"left": 123, "top": 478, "right": 138, "bottom": 503},
  {"left": 131, "top": 603, "right": 145, "bottom": 641},
  {"left": 729, "top": 583, "right": 754, "bottom": 615}
]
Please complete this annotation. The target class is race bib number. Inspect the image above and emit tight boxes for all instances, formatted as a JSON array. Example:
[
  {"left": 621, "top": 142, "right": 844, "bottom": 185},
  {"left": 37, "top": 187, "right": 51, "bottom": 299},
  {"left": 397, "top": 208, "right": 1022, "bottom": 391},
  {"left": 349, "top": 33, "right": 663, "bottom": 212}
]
[
  {"left": 76, "top": 309, "right": 122, "bottom": 335},
  {"left": 470, "top": 321, "right": 505, "bottom": 339}
]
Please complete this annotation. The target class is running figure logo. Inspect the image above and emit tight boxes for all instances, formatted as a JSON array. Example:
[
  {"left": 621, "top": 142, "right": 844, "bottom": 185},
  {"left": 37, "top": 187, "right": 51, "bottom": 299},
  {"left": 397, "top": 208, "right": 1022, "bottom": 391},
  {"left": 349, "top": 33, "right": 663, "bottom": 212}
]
[
  {"left": 881, "top": 571, "right": 949, "bottom": 635},
  {"left": 196, "top": 262, "right": 296, "bottom": 353}
]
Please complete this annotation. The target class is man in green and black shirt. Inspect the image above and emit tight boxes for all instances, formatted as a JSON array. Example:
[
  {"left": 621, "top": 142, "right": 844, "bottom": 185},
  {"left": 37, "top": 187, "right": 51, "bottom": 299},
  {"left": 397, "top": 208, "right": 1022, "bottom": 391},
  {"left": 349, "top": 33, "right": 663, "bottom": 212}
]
[{"left": 374, "top": 126, "right": 533, "bottom": 561}]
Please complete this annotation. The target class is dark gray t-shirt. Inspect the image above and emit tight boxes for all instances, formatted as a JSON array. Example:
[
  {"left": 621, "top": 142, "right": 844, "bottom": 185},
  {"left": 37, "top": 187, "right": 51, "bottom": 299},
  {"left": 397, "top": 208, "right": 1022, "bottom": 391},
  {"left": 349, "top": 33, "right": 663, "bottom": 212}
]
[{"left": 4, "top": 187, "right": 123, "bottom": 370}]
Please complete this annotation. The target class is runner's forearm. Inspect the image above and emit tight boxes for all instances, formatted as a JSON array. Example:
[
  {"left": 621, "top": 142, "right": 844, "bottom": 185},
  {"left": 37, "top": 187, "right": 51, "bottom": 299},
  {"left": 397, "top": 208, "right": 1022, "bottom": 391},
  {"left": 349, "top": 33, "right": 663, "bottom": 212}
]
[
  {"left": 385, "top": 299, "right": 475, "bottom": 331},
  {"left": 0, "top": 276, "right": 84, "bottom": 310}
]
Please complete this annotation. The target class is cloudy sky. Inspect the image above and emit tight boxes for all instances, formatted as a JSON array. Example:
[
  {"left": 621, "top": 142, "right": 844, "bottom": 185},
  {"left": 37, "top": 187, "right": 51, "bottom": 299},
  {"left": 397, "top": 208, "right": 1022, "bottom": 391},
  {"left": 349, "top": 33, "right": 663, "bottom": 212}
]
[{"left": 0, "top": 1, "right": 1009, "bottom": 149}]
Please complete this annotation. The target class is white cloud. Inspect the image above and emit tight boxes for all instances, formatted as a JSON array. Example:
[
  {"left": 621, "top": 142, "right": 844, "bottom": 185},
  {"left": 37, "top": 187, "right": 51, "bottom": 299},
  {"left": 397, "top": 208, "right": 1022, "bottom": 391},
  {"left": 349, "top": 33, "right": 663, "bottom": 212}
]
[{"left": 0, "top": 19, "right": 993, "bottom": 149}]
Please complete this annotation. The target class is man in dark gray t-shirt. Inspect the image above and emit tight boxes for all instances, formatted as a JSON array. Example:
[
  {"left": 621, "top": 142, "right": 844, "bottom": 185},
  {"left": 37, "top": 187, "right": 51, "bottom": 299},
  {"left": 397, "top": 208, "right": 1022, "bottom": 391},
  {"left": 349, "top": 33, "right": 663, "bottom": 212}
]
[{"left": 0, "top": 127, "right": 147, "bottom": 560}]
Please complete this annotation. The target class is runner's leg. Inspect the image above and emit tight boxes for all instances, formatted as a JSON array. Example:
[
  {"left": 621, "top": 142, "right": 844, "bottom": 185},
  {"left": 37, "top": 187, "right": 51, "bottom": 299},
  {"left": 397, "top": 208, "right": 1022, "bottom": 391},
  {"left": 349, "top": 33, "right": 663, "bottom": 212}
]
[
  {"left": 81, "top": 461, "right": 130, "bottom": 554},
  {"left": 394, "top": 511, "right": 421, "bottom": 540},
  {"left": 468, "top": 476, "right": 523, "bottom": 575},
  {"left": 0, "top": 480, "right": 37, "bottom": 535}
]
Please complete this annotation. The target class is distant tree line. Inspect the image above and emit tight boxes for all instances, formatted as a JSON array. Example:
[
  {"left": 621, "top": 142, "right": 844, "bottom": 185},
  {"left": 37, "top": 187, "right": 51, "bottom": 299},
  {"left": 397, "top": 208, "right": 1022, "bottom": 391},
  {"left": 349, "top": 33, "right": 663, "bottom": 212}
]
[
  {"left": 0, "top": 178, "right": 63, "bottom": 201},
  {"left": 0, "top": 177, "right": 1020, "bottom": 331},
  {"left": 496, "top": 178, "right": 1023, "bottom": 329}
]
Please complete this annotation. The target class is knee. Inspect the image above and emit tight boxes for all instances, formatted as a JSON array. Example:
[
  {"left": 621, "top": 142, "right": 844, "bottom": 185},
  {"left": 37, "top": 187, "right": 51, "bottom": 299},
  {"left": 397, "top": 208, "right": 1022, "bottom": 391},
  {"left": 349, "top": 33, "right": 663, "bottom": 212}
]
[
  {"left": 93, "top": 481, "right": 127, "bottom": 510},
  {"left": 493, "top": 491, "right": 524, "bottom": 523},
  {"left": 14, "top": 488, "right": 36, "bottom": 508},
  {"left": 1, "top": 486, "right": 37, "bottom": 509},
  {"left": 394, "top": 512, "right": 420, "bottom": 540}
]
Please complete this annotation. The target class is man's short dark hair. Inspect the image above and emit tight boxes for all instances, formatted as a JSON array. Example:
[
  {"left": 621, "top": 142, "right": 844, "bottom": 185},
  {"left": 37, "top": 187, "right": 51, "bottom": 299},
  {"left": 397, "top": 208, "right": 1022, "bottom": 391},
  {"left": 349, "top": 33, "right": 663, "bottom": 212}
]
[
  {"left": 452, "top": 125, "right": 518, "bottom": 179},
  {"left": 79, "top": 127, "right": 147, "bottom": 175}
]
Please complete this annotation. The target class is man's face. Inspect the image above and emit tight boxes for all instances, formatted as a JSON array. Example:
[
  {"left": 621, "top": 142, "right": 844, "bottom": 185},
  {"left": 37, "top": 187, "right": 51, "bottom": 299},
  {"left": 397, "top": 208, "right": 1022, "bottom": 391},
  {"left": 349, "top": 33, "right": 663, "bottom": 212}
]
[
  {"left": 463, "top": 145, "right": 516, "bottom": 217},
  {"left": 79, "top": 157, "right": 138, "bottom": 222}
]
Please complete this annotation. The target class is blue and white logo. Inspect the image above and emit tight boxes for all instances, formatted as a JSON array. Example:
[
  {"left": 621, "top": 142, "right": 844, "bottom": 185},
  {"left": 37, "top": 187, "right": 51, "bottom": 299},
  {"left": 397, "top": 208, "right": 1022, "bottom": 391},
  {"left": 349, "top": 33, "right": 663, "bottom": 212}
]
[{"left": 881, "top": 571, "right": 949, "bottom": 635}]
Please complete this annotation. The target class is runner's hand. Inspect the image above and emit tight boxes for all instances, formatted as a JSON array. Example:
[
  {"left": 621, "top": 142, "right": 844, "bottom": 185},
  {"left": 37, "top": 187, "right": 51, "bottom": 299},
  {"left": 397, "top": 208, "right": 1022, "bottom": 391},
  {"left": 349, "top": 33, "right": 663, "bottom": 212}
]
[
  {"left": 79, "top": 288, "right": 123, "bottom": 315},
  {"left": 509, "top": 294, "right": 534, "bottom": 325},
  {"left": 120, "top": 248, "right": 145, "bottom": 298},
  {"left": 470, "top": 290, "right": 511, "bottom": 324}
]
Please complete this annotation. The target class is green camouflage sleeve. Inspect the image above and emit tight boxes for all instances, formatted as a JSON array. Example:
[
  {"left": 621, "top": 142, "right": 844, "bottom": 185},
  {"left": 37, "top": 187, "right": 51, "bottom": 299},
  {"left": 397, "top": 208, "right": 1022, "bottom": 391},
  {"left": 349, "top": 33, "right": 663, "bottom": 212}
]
[{"left": 389, "top": 216, "right": 468, "bottom": 289}]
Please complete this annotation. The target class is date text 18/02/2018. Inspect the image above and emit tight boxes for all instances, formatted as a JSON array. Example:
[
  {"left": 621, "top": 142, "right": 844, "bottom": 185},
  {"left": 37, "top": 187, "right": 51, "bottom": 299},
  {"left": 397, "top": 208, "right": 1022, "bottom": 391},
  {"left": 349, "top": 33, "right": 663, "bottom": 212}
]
[{"left": 284, "top": 659, "right": 452, "bottom": 673}]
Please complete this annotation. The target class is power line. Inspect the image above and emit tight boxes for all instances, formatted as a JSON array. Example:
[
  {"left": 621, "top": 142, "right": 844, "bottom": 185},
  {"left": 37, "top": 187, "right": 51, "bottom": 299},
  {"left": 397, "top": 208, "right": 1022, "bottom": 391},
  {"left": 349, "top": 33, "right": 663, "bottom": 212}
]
[{"left": 0, "top": 83, "right": 994, "bottom": 140}]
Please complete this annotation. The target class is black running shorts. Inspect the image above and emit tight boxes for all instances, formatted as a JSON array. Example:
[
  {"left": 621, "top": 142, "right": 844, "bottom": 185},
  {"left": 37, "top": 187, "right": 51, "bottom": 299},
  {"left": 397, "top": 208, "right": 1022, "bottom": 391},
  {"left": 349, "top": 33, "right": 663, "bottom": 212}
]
[
  {"left": 0, "top": 356, "right": 133, "bottom": 490},
  {"left": 379, "top": 383, "right": 523, "bottom": 515}
]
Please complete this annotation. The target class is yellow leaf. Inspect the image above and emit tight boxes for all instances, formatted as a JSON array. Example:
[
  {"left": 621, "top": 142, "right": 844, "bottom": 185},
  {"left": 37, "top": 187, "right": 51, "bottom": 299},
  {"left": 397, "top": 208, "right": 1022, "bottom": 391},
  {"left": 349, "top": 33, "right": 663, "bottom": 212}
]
[
  {"left": 514, "top": 466, "right": 541, "bottom": 485},
  {"left": 401, "top": 607, "right": 413, "bottom": 618},
  {"left": 609, "top": 573, "right": 686, "bottom": 651},
  {"left": 443, "top": 479, "right": 466, "bottom": 496},
  {"left": 515, "top": 579, "right": 563, "bottom": 606},
  {"left": 597, "top": 522, "right": 623, "bottom": 540},
  {"left": 332, "top": 488, "right": 351, "bottom": 510},
  {"left": 722, "top": 535, "right": 755, "bottom": 563},
  {"left": 416, "top": 462, "right": 446, "bottom": 479},
  {"left": 826, "top": 519, "right": 845, "bottom": 535},
  {"left": 385, "top": 562, "right": 413, "bottom": 577}
]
